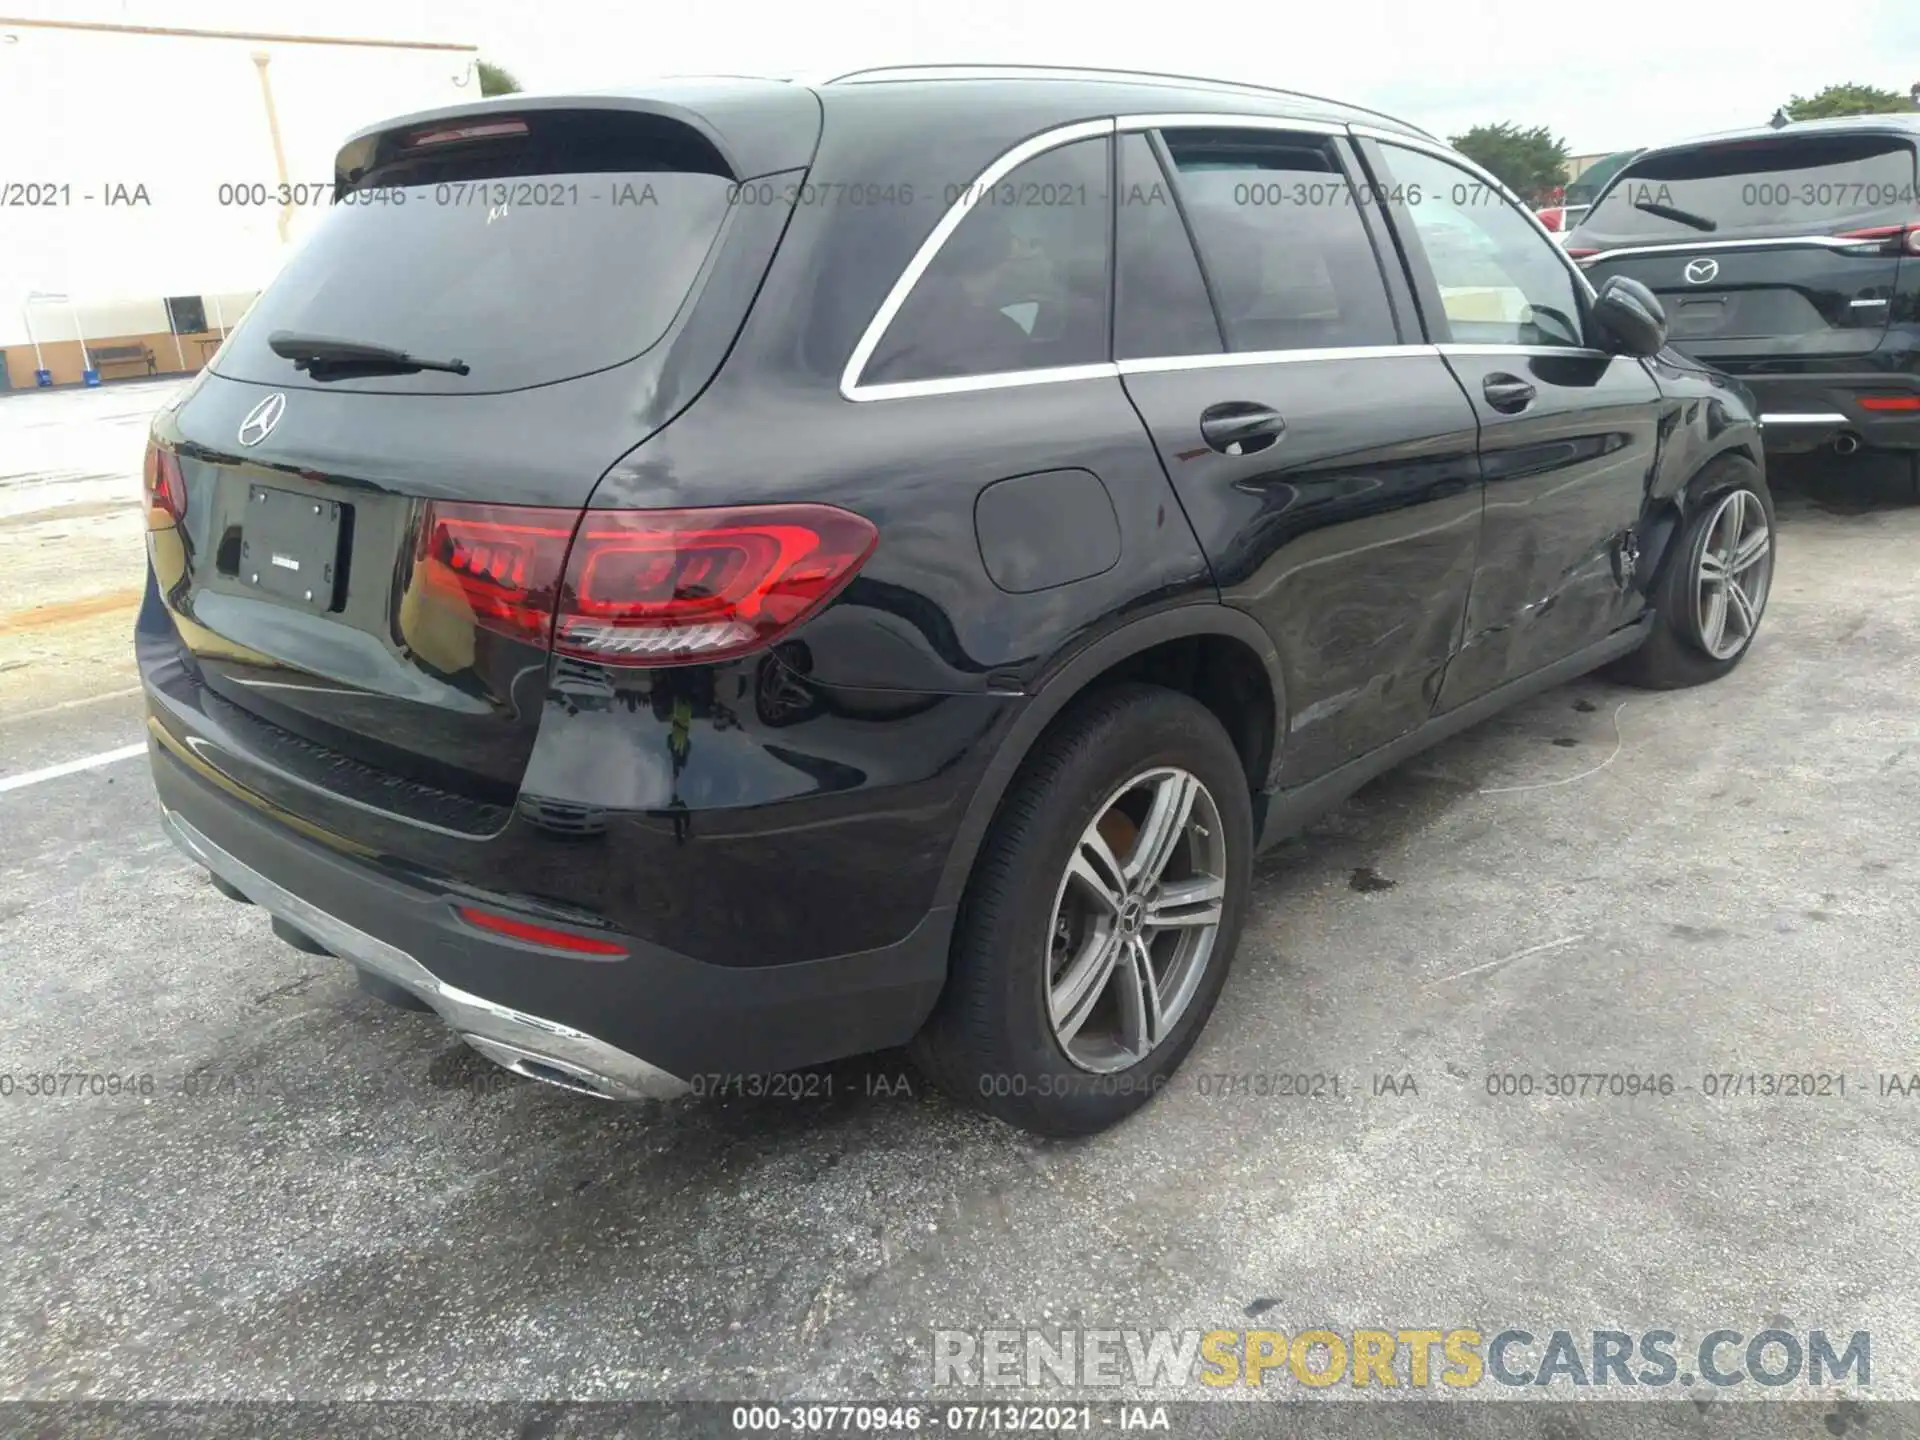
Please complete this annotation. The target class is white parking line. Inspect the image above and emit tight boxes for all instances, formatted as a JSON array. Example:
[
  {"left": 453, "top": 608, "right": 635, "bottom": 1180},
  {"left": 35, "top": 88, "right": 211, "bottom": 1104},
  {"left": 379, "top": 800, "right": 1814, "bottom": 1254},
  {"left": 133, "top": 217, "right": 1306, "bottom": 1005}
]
[{"left": 0, "top": 741, "right": 147, "bottom": 794}]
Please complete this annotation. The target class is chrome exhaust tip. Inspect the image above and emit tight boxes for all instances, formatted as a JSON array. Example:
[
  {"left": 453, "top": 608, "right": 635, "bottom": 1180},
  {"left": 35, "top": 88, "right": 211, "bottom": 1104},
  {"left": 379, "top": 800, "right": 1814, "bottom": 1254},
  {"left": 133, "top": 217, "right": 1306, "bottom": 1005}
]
[
  {"left": 460, "top": 1034, "right": 628, "bottom": 1100},
  {"left": 1834, "top": 432, "right": 1862, "bottom": 456}
]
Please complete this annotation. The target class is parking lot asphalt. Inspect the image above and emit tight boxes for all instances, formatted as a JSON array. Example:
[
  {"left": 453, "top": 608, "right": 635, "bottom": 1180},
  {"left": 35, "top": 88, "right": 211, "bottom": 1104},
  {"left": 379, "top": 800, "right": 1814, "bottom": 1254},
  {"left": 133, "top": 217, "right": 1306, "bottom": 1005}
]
[{"left": 2, "top": 388, "right": 1918, "bottom": 1420}]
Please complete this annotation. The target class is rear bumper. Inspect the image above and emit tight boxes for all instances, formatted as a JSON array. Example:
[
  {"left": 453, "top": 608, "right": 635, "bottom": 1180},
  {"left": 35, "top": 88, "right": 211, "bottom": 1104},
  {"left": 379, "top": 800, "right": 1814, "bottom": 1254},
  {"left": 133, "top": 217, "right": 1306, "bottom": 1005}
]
[
  {"left": 149, "top": 730, "right": 955, "bottom": 1095},
  {"left": 1746, "top": 369, "right": 1920, "bottom": 454}
]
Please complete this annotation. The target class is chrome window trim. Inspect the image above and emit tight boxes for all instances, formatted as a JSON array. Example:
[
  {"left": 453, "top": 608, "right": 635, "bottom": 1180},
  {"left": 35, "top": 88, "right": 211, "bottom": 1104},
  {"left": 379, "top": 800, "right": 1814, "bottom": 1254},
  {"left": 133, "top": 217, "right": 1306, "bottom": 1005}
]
[
  {"left": 1759, "top": 412, "right": 1849, "bottom": 425},
  {"left": 851, "top": 346, "right": 1448, "bottom": 403},
  {"left": 1578, "top": 236, "right": 1874, "bottom": 262},
  {"left": 1350, "top": 124, "right": 1601, "bottom": 307},
  {"left": 847, "top": 363, "right": 1120, "bottom": 403},
  {"left": 1117, "top": 344, "right": 1437, "bottom": 374},
  {"left": 1437, "top": 343, "right": 1613, "bottom": 360},
  {"left": 839, "top": 117, "right": 1114, "bottom": 401},
  {"left": 1118, "top": 112, "right": 1345, "bottom": 137}
]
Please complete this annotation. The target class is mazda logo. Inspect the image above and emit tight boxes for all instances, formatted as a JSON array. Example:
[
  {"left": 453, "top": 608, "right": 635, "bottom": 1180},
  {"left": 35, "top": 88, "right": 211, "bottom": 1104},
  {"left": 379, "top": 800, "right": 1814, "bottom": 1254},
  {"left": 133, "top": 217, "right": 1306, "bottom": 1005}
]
[
  {"left": 1684, "top": 258, "right": 1720, "bottom": 285},
  {"left": 236, "top": 392, "right": 287, "bottom": 447}
]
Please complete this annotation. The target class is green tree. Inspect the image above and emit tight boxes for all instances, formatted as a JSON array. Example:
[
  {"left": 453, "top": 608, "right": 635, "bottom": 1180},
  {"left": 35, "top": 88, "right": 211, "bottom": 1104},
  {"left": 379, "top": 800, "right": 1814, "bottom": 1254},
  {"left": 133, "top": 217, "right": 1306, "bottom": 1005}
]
[
  {"left": 1782, "top": 82, "right": 1917, "bottom": 120},
  {"left": 1449, "top": 122, "right": 1572, "bottom": 205},
  {"left": 476, "top": 60, "right": 522, "bottom": 97}
]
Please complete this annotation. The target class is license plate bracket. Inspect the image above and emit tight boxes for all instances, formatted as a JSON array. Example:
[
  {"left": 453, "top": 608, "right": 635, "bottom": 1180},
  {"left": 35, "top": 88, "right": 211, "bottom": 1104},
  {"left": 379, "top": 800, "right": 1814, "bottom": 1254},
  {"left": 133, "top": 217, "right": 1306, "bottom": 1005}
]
[{"left": 239, "top": 484, "right": 347, "bottom": 611}]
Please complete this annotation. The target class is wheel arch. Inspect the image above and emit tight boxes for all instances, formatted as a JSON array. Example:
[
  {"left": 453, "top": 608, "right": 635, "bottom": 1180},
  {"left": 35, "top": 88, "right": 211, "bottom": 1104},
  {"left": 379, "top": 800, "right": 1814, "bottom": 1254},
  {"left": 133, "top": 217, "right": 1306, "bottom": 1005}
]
[
  {"left": 1640, "top": 443, "right": 1766, "bottom": 599},
  {"left": 931, "top": 604, "right": 1285, "bottom": 910}
]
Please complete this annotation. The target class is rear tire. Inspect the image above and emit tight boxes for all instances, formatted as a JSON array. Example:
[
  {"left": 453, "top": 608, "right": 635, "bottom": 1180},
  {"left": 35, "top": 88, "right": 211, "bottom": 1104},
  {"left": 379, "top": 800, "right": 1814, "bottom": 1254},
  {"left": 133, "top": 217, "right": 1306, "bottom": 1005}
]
[
  {"left": 1609, "top": 456, "right": 1774, "bottom": 691},
  {"left": 910, "top": 684, "right": 1253, "bottom": 1137}
]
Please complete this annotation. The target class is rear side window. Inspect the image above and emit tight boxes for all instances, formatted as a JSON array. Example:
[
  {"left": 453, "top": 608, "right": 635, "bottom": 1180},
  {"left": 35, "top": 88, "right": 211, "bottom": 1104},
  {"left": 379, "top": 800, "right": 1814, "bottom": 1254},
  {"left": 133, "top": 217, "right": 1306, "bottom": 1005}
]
[
  {"left": 1162, "top": 129, "right": 1398, "bottom": 353},
  {"left": 1115, "top": 133, "right": 1223, "bottom": 360},
  {"left": 1574, "top": 133, "right": 1920, "bottom": 245},
  {"left": 214, "top": 110, "right": 737, "bottom": 394},
  {"left": 862, "top": 137, "right": 1111, "bottom": 386}
]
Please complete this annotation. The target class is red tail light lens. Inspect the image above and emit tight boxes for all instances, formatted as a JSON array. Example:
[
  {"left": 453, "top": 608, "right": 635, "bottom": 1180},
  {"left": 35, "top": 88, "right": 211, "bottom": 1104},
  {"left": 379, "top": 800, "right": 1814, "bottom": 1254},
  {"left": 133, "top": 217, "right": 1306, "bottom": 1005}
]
[
  {"left": 1835, "top": 222, "right": 1920, "bottom": 256},
  {"left": 1859, "top": 395, "right": 1920, "bottom": 412},
  {"left": 1537, "top": 208, "right": 1563, "bottom": 232},
  {"left": 143, "top": 442, "right": 185, "bottom": 525},
  {"left": 415, "top": 502, "right": 574, "bottom": 647},
  {"left": 456, "top": 905, "right": 627, "bottom": 957},
  {"left": 411, "top": 501, "right": 878, "bottom": 666},
  {"left": 557, "top": 505, "right": 879, "bottom": 665}
]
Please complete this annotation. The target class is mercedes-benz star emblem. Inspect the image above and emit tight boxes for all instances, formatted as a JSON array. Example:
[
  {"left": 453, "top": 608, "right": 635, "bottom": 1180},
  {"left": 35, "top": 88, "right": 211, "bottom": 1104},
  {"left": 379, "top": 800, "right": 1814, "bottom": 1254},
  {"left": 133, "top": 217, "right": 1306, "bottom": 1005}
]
[
  {"left": 236, "top": 392, "right": 287, "bottom": 447},
  {"left": 1684, "top": 258, "right": 1720, "bottom": 285}
]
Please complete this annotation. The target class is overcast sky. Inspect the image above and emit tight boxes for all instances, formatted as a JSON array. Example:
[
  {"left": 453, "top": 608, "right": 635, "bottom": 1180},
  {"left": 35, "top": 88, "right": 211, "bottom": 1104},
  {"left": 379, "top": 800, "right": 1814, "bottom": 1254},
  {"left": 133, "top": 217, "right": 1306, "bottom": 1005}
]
[{"left": 20, "top": 0, "right": 1920, "bottom": 153}]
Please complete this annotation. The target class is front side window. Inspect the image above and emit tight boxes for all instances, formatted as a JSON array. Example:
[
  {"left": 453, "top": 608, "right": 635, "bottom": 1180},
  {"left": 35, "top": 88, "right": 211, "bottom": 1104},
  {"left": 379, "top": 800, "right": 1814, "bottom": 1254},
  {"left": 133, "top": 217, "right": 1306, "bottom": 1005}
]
[
  {"left": 862, "top": 137, "right": 1111, "bottom": 386},
  {"left": 1162, "top": 129, "right": 1399, "bottom": 353},
  {"left": 1380, "top": 144, "right": 1585, "bottom": 349}
]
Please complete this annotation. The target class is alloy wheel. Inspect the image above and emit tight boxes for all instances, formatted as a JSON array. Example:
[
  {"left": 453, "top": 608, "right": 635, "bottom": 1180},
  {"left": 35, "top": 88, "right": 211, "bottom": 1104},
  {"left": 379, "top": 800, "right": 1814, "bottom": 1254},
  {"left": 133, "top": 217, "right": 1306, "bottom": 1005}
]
[
  {"left": 1045, "top": 767, "right": 1227, "bottom": 1073},
  {"left": 1693, "top": 489, "right": 1772, "bottom": 661}
]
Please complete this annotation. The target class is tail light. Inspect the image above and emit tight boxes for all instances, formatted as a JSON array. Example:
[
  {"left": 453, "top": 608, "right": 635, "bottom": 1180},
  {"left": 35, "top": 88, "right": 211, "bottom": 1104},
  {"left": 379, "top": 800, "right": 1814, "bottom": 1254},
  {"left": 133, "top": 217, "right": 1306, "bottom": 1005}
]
[
  {"left": 1835, "top": 221, "right": 1920, "bottom": 256},
  {"left": 413, "top": 501, "right": 878, "bottom": 666},
  {"left": 143, "top": 441, "right": 185, "bottom": 525},
  {"left": 415, "top": 503, "right": 573, "bottom": 647},
  {"left": 1537, "top": 208, "right": 1564, "bottom": 232},
  {"left": 1859, "top": 395, "right": 1920, "bottom": 412}
]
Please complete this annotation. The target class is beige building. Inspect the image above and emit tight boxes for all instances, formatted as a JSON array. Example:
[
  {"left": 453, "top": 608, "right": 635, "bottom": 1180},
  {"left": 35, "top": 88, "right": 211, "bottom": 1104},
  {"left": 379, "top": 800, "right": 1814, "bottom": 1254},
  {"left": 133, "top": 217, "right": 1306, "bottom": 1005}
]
[{"left": 0, "top": 16, "right": 477, "bottom": 389}]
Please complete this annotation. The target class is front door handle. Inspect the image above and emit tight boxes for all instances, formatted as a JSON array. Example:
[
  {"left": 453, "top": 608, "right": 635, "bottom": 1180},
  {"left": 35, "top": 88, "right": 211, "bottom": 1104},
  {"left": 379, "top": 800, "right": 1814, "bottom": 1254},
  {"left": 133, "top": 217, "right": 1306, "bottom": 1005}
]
[
  {"left": 1483, "top": 373, "right": 1537, "bottom": 413},
  {"left": 1199, "top": 402, "right": 1287, "bottom": 455}
]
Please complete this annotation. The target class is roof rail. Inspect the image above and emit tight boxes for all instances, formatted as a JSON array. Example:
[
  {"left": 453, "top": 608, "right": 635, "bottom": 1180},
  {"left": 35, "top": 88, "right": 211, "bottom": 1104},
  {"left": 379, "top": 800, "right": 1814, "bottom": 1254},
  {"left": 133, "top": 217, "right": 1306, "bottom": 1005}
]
[{"left": 811, "top": 64, "right": 1435, "bottom": 140}]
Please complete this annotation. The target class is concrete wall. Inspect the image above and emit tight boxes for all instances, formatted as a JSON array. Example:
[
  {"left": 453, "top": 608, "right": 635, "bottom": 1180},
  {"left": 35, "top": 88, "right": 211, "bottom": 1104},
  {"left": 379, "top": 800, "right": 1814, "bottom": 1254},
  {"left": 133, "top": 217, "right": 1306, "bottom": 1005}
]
[{"left": 0, "top": 18, "right": 476, "bottom": 375}]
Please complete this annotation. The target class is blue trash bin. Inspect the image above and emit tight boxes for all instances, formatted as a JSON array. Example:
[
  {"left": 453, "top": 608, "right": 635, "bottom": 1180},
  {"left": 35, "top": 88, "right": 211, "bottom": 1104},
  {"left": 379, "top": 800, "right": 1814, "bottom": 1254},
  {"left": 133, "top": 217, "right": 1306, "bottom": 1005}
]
[
  {"left": 35, "top": 369, "right": 52, "bottom": 387},
  {"left": 82, "top": 369, "right": 100, "bottom": 387}
]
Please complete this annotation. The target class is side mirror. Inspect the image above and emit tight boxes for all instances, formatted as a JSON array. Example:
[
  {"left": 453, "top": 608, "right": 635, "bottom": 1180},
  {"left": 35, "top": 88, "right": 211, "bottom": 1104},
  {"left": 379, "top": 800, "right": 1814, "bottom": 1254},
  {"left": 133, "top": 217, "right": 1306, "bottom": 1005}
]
[{"left": 1590, "top": 274, "right": 1668, "bottom": 358}]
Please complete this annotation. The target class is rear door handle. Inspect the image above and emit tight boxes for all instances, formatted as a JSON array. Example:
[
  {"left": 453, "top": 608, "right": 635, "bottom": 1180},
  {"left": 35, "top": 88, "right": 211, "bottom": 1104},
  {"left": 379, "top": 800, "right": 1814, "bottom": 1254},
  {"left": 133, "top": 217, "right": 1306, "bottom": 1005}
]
[
  {"left": 1199, "top": 402, "right": 1287, "bottom": 455},
  {"left": 1482, "top": 374, "right": 1537, "bottom": 413}
]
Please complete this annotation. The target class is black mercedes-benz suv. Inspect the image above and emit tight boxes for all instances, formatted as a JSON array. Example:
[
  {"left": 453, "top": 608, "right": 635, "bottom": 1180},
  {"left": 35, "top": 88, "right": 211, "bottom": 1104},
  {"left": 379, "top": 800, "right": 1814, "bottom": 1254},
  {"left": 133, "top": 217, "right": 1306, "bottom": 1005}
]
[
  {"left": 141, "top": 65, "right": 1773, "bottom": 1135},
  {"left": 1567, "top": 114, "right": 1919, "bottom": 479}
]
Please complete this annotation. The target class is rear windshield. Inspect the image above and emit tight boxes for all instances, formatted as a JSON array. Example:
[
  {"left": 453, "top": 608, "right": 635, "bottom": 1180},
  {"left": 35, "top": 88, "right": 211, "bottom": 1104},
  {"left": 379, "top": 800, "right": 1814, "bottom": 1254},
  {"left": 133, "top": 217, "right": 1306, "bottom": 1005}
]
[
  {"left": 1572, "top": 132, "right": 1919, "bottom": 246},
  {"left": 1564, "top": 149, "right": 1641, "bottom": 207},
  {"left": 214, "top": 110, "right": 735, "bottom": 394}
]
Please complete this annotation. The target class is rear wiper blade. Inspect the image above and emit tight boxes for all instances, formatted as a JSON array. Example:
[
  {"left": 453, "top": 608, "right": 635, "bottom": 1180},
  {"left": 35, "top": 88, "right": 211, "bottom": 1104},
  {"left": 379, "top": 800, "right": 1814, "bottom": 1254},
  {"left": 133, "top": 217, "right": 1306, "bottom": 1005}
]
[
  {"left": 268, "top": 330, "right": 470, "bottom": 376},
  {"left": 1633, "top": 199, "right": 1718, "bottom": 233}
]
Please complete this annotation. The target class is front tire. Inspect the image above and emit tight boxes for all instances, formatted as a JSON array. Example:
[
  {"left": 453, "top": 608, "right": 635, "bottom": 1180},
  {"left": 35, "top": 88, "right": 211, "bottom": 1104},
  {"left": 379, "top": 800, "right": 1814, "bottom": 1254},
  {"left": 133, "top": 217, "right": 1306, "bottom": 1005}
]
[
  {"left": 910, "top": 685, "right": 1253, "bottom": 1137},
  {"left": 1610, "top": 456, "right": 1775, "bottom": 690}
]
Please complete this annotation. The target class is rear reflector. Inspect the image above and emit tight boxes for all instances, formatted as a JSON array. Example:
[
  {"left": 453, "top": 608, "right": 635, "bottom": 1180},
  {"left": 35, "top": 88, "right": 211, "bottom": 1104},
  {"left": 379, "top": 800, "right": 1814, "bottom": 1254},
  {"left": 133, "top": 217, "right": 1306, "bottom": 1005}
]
[
  {"left": 1859, "top": 395, "right": 1920, "bottom": 412},
  {"left": 143, "top": 441, "right": 185, "bottom": 525},
  {"left": 412, "top": 500, "right": 878, "bottom": 666},
  {"left": 456, "top": 905, "right": 628, "bottom": 957}
]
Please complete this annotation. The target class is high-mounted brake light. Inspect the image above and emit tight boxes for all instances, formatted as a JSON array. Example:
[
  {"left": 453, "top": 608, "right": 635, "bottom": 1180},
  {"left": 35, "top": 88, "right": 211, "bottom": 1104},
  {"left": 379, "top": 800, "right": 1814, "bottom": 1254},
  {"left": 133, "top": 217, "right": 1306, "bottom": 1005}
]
[
  {"left": 143, "top": 441, "right": 185, "bottom": 525},
  {"left": 1835, "top": 221, "right": 1920, "bottom": 256},
  {"left": 406, "top": 118, "right": 529, "bottom": 148},
  {"left": 456, "top": 906, "right": 627, "bottom": 957},
  {"left": 411, "top": 501, "right": 879, "bottom": 666}
]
